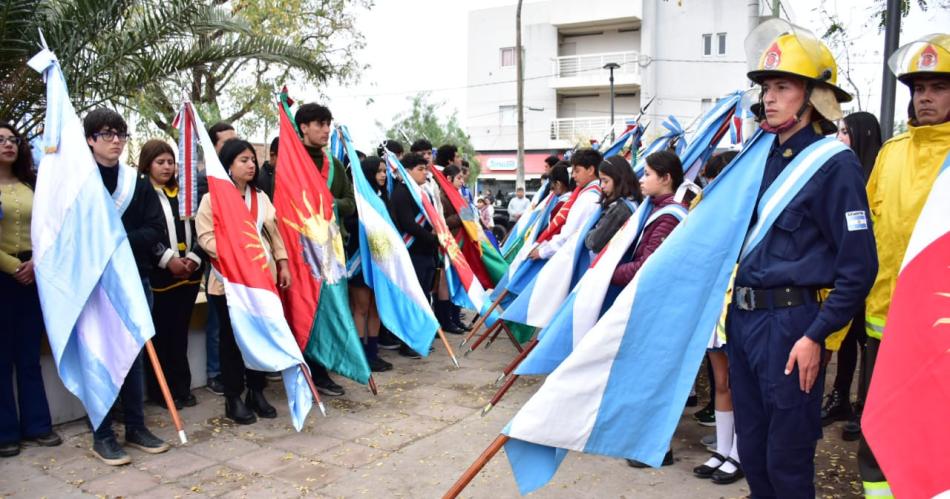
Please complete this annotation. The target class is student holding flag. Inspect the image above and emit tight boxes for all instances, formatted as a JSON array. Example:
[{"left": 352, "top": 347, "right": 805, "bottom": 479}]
[
  {"left": 584, "top": 156, "right": 642, "bottom": 255},
  {"left": 138, "top": 139, "right": 205, "bottom": 409},
  {"left": 295, "top": 103, "right": 353, "bottom": 397},
  {"left": 726, "top": 21, "right": 877, "bottom": 497},
  {"left": 528, "top": 150, "right": 602, "bottom": 260},
  {"left": 0, "top": 123, "right": 61, "bottom": 458},
  {"left": 859, "top": 33, "right": 949, "bottom": 499},
  {"left": 611, "top": 151, "right": 687, "bottom": 288},
  {"left": 197, "top": 139, "right": 289, "bottom": 425}
]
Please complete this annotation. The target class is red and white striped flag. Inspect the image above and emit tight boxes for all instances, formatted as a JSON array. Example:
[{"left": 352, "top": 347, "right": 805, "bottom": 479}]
[{"left": 171, "top": 103, "right": 199, "bottom": 219}]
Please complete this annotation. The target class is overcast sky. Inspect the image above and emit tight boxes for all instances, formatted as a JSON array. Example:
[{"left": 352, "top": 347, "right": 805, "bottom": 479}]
[{"left": 307, "top": 0, "right": 949, "bottom": 151}]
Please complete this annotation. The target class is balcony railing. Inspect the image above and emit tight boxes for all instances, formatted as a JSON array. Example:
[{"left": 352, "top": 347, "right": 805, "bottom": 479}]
[
  {"left": 553, "top": 51, "right": 640, "bottom": 80},
  {"left": 550, "top": 115, "right": 638, "bottom": 142}
]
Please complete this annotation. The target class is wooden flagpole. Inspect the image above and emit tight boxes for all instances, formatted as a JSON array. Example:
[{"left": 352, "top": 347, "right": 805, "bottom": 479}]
[
  {"left": 299, "top": 362, "right": 327, "bottom": 417},
  {"left": 464, "top": 320, "right": 501, "bottom": 357},
  {"left": 144, "top": 340, "right": 186, "bottom": 444},
  {"left": 436, "top": 328, "right": 461, "bottom": 369},
  {"left": 459, "top": 289, "right": 508, "bottom": 348},
  {"left": 442, "top": 434, "right": 510, "bottom": 499}
]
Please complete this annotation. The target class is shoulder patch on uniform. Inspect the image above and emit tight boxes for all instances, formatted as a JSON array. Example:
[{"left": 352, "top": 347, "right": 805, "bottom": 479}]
[{"left": 846, "top": 210, "right": 868, "bottom": 231}]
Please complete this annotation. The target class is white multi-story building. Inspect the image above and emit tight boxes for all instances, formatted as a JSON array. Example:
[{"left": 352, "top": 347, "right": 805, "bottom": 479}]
[{"left": 466, "top": 0, "right": 759, "bottom": 188}]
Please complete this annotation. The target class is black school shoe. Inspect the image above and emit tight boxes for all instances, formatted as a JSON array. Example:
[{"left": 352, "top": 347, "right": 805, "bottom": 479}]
[
  {"left": 0, "top": 442, "right": 19, "bottom": 457},
  {"left": 378, "top": 333, "right": 401, "bottom": 350},
  {"left": 627, "top": 449, "right": 674, "bottom": 468},
  {"left": 180, "top": 393, "right": 198, "bottom": 408},
  {"left": 821, "top": 388, "right": 853, "bottom": 426},
  {"left": 245, "top": 389, "right": 277, "bottom": 419},
  {"left": 93, "top": 436, "right": 130, "bottom": 466},
  {"left": 693, "top": 452, "right": 727, "bottom": 478},
  {"left": 399, "top": 345, "right": 422, "bottom": 359},
  {"left": 315, "top": 378, "right": 345, "bottom": 397},
  {"left": 225, "top": 396, "right": 257, "bottom": 425},
  {"left": 711, "top": 457, "right": 745, "bottom": 485},
  {"left": 23, "top": 431, "right": 62, "bottom": 447},
  {"left": 369, "top": 357, "right": 393, "bottom": 372}
]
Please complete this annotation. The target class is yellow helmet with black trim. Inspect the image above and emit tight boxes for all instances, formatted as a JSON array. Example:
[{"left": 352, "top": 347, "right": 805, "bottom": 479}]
[
  {"left": 888, "top": 33, "right": 950, "bottom": 85},
  {"left": 745, "top": 19, "right": 852, "bottom": 103}
]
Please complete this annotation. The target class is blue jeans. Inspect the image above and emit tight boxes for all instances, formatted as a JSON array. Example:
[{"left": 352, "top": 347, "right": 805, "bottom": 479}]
[
  {"left": 0, "top": 272, "right": 53, "bottom": 443},
  {"left": 93, "top": 277, "right": 152, "bottom": 441}
]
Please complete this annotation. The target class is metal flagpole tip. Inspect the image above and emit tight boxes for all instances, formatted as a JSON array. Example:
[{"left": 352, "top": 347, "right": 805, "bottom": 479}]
[
  {"left": 494, "top": 373, "right": 507, "bottom": 386},
  {"left": 318, "top": 402, "right": 328, "bottom": 417},
  {"left": 178, "top": 430, "right": 188, "bottom": 444},
  {"left": 463, "top": 348, "right": 473, "bottom": 358},
  {"left": 459, "top": 339, "right": 468, "bottom": 348},
  {"left": 481, "top": 403, "right": 494, "bottom": 417},
  {"left": 452, "top": 357, "right": 461, "bottom": 369}
]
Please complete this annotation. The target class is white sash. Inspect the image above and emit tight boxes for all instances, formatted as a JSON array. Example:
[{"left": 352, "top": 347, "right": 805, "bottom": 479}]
[
  {"left": 155, "top": 187, "right": 193, "bottom": 255},
  {"left": 634, "top": 203, "right": 688, "bottom": 249},
  {"left": 112, "top": 164, "right": 136, "bottom": 216},
  {"left": 739, "top": 138, "right": 848, "bottom": 261}
]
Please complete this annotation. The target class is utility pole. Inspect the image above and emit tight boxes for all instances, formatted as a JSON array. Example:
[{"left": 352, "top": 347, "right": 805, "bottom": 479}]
[
  {"left": 515, "top": 0, "right": 525, "bottom": 190},
  {"left": 879, "top": 0, "right": 901, "bottom": 141},
  {"left": 771, "top": 0, "right": 779, "bottom": 17},
  {"left": 604, "top": 62, "right": 620, "bottom": 143}
]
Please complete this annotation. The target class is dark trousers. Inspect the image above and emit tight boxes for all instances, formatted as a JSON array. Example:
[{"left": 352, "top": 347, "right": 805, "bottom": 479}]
[
  {"left": 0, "top": 273, "right": 53, "bottom": 444},
  {"left": 147, "top": 283, "right": 200, "bottom": 402},
  {"left": 857, "top": 337, "right": 886, "bottom": 485},
  {"left": 209, "top": 295, "right": 265, "bottom": 398},
  {"left": 726, "top": 302, "right": 825, "bottom": 499},
  {"left": 410, "top": 253, "right": 436, "bottom": 305},
  {"left": 832, "top": 306, "right": 866, "bottom": 395}
]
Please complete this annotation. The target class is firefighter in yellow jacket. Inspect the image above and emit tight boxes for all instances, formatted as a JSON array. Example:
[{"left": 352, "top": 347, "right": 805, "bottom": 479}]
[{"left": 860, "top": 33, "right": 950, "bottom": 499}]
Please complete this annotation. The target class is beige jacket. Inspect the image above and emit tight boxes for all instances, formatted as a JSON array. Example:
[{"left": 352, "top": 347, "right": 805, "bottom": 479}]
[{"left": 196, "top": 188, "right": 288, "bottom": 296}]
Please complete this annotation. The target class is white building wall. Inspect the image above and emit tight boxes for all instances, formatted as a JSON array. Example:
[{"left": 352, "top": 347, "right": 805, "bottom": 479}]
[
  {"left": 467, "top": 3, "right": 558, "bottom": 152},
  {"left": 640, "top": 0, "right": 751, "bottom": 141},
  {"left": 559, "top": 29, "right": 640, "bottom": 56}
]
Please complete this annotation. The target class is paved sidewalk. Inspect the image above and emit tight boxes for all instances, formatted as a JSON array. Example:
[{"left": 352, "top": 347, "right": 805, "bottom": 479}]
[{"left": 0, "top": 332, "right": 861, "bottom": 498}]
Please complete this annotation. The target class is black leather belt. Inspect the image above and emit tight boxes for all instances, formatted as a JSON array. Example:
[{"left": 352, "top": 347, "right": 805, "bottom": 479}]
[{"left": 733, "top": 286, "right": 819, "bottom": 311}]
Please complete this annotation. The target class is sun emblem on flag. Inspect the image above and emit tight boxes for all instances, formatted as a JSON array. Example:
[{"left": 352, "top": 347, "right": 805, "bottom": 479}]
[
  {"left": 438, "top": 231, "right": 462, "bottom": 260},
  {"left": 282, "top": 191, "right": 347, "bottom": 284},
  {"left": 935, "top": 291, "right": 950, "bottom": 328},
  {"left": 367, "top": 231, "right": 393, "bottom": 262},
  {"left": 763, "top": 42, "right": 782, "bottom": 70},
  {"left": 241, "top": 221, "right": 269, "bottom": 271}
]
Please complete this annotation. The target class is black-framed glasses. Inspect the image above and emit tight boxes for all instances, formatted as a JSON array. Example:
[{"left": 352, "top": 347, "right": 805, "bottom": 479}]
[
  {"left": 0, "top": 136, "right": 21, "bottom": 146},
  {"left": 93, "top": 131, "right": 130, "bottom": 142}
]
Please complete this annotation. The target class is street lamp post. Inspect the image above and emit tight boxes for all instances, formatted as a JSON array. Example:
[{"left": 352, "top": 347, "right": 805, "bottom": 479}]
[{"left": 604, "top": 62, "right": 621, "bottom": 143}]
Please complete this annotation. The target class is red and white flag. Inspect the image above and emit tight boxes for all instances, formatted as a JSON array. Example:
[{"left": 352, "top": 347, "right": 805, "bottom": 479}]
[{"left": 863, "top": 153, "right": 950, "bottom": 499}]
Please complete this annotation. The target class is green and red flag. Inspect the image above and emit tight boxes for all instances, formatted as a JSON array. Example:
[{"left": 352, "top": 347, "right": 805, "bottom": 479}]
[
  {"left": 429, "top": 165, "right": 507, "bottom": 287},
  {"left": 273, "top": 97, "right": 370, "bottom": 385}
]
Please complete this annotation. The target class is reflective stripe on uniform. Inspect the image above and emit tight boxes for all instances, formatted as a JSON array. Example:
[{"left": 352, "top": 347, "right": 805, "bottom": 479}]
[
  {"left": 865, "top": 315, "right": 885, "bottom": 340},
  {"left": 863, "top": 481, "right": 893, "bottom": 498}
]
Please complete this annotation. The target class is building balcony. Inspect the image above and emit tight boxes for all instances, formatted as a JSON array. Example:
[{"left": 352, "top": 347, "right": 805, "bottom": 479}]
[
  {"left": 552, "top": 51, "right": 641, "bottom": 93},
  {"left": 550, "top": 0, "right": 642, "bottom": 29},
  {"left": 549, "top": 115, "right": 638, "bottom": 144}
]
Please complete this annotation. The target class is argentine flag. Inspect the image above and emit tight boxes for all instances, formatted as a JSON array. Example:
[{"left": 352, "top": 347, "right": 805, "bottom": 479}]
[
  {"left": 502, "top": 131, "right": 774, "bottom": 494},
  {"left": 28, "top": 50, "right": 155, "bottom": 430},
  {"left": 341, "top": 128, "right": 439, "bottom": 356}
]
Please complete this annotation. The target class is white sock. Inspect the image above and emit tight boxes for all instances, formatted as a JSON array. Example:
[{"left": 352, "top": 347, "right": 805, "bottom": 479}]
[
  {"left": 703, "top": 411, "right": 734, "bottom": 468},
  {"left": 717, "top": 432, "right": 740, "bottom": 474}
]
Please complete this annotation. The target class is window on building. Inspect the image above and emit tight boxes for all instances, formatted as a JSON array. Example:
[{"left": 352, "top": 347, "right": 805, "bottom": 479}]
[
  {"left": 500, "top": 47, "right": 516, "bottom": 67},
  {"left": 702, "top": 34, "right": 712, "bottom": 56},
  {"left": 499, "top": 105, "right": 516, "bottom": 126},
  {"left": 717, "top": 33, "right": 727, "bottom": 55}
]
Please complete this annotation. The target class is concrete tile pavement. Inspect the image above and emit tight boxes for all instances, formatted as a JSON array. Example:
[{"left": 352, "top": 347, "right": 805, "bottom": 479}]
[{"left": 0, "top": 331, "right": 861, "bottom": 498}]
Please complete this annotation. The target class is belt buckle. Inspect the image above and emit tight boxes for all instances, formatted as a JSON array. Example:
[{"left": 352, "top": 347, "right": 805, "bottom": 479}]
[{"left": 735, "top": 287, "right": 756, "bottom": 311}]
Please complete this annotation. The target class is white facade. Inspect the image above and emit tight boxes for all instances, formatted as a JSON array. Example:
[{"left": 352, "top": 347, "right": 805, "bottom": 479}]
[{"left": 466, "top": 0, "right": 755, "bottom": 162}]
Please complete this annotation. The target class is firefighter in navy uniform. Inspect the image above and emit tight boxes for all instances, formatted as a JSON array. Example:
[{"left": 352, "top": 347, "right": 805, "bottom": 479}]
[{"left": 725, "top": 20, "right": 878, "bottom": 498}]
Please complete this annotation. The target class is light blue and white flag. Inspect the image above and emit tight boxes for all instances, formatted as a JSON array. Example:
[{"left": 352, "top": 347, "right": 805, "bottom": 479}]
[
  {"left": 502, "top": 130, "right": 774, "bottom": 495},
  {"left": 28, "top": 50, "right": 155, "bottom": 430},
  {"left": 633, "top": 116, "right": 686, "bottom": 178},
  {"left": 679, "top": 91, "right": 743, "bottom": 180},
  {"left": 342, "top": 127, "right": 439, "bottom": 356}
]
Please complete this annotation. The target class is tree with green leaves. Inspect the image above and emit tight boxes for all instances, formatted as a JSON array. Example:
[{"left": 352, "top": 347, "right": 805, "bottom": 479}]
[
  {"left": 379, "top": 93, "right": 481, "bottom": 181},
  {"left": 1, "top": 0, "right": 367, "bottom": 137}
]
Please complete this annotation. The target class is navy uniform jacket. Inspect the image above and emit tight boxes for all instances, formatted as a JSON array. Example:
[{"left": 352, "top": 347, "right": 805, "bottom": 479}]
[{"left": 735, "top": 124, "right": 878, "bottom": 344}]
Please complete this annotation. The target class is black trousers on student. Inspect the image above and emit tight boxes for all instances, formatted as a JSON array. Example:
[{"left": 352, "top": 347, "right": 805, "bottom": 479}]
[
  {"left": 209, "top": 295, "right": 265, "bottom": 398},
  {"left": 147, "top": 282, "right": 200, "bottom": 402}
]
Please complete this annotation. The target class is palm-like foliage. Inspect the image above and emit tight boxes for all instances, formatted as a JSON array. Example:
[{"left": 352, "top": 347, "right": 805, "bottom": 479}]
[{"left": 1, "top": 0, "right": 335, "bottom": 136}]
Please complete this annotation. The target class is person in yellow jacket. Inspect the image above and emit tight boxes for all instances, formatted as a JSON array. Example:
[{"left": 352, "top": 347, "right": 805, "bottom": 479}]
[{"left": 859, "top": 33, "right": 950, "bottom": 499}]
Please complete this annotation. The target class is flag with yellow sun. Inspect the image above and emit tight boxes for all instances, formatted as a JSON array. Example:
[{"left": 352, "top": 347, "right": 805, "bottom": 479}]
[{"left": 273, "top": 102, "right": 370, "bottom": 385}]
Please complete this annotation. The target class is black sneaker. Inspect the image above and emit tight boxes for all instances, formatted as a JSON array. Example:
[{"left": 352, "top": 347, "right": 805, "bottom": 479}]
[
  {"left": 0, "top": 442, "right": 19, "bottom": 457},
  {"left": 694, "top": 405, "right": 715, "bottom": 427},
  {"left": 315, "top": 378, "right": 345, "bottom": 397},
  {"left": 266, "top": 371, "right": 282, "bottom": 381},
  {"left": 206, "top": 375, "right": 224, "bottom": 396},
  {"left": 369, "top": 357, "right": 393, "bottom": 372},
  {"left": 821, "top": 389, "right": 853, "bottom": 426},
  {"left": 152, "top": 397, "right": 182, "bottom": 410},
  {"left": 842, "top": 420, "right": 861, "bottom": 441},
  {"left": 93, "top": 437, "right": 131, "bottom": 465},
  {"left": 24, "top": 431, "right": 62, "bottom": 447},
  {"left": 399, "top": 345, "right": 422, "bottom": 359},
  {"left": 686, "top": 394, "right": 699, "bottom": 407},
  {"left": 378, "top": 335, "right": 401, "bottom": 350},
  {"left": 124, "top": 427, "right": 170, "bottom": 454}
]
